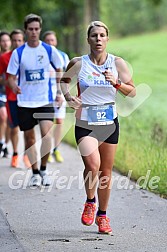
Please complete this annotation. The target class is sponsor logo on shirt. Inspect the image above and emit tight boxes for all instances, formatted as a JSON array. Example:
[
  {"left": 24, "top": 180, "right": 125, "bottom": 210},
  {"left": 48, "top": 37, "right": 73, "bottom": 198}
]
[
  {"left": 37, "top": 55, "right": 44, "bottom": 64},
  {"left": 85, "top": 72, "right": 110, "bottom": 86}
]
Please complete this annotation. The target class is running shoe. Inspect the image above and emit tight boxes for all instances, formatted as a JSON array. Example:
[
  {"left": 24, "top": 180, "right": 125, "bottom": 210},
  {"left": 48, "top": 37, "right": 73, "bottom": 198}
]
[
  {"left": 95, "top": 215, "right": 112, "bottom": 234},
  {"left": 40, "top": 170, "right": 51, "bottom": 186},
  {"left": 53, "top": 149, "right": 64, "bottom": 163},
  {"left": 2, "top": 147, "right": 9, "bottom": 158},
  {"left": 11, "top": 155, "right": 19, "bottom": 168},
  {"left": 23, "top": 154, "right": 31, "bottom": 168},
  {"left": 29, "top": 174, "right": 41, "bottom": 187},
  {"left": 47, "top": 153, "right": 54, "bottom": 163},
  {"left": 0, "top": 143, "right": 3, "bottom": 157},
  {"left": 81, "top": 202, "right": 96, "bottom": 226}
]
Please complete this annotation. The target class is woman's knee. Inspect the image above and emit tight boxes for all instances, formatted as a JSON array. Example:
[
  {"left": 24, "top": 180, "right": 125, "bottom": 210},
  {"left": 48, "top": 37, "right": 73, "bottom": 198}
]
[
  {"left": 99, "top": 169, "right": 112, "bottom": 182},
  {"left": 84, "top": 161, "right": 99, "bottom": 174}
]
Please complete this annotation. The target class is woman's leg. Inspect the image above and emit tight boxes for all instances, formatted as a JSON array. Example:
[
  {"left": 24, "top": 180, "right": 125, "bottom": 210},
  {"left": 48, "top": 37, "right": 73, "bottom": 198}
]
[
  {"left": 78, "top": 136, "right": 100, "bottom": 199},
  {"left": 78, "top": 136, "right": 100, "bottom": 225},
  {"left": 97, "top": 142, "right": 117, "bottom": 211},
  {"left": 94, "top": 142, "right": 117, "bottom": 234}
]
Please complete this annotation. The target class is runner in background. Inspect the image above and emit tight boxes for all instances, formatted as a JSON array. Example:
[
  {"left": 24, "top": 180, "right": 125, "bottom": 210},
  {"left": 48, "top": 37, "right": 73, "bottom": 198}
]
[
  {"left": 0, "top": 29, "right": 31, "bottom": 168},
  {"left": 0, "top": 31, "right": 11, "bottom": 157},
  {"left": 7, "top": 14, "right": 63, "bottom": 186},
  {"left": 43, "top": 31, "right": 70, "bottom": 163}
]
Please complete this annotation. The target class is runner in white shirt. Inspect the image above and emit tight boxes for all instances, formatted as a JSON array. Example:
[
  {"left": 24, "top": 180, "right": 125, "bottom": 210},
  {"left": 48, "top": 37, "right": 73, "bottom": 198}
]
[{"left": 7, "top": 14, "right": 63, "bottom": 187}]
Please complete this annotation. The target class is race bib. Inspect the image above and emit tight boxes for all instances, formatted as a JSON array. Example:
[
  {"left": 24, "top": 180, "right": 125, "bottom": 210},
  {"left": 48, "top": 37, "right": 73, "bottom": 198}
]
[
  {"left": 25, "top": 69, "right": 44, "bottom": 82},
  {"left": 87, "top": 104, "right": 114, "bottom": 125}
]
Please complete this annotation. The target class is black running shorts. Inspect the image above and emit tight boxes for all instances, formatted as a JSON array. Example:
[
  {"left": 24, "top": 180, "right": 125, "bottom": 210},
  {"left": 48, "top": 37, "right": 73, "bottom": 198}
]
[
  {"left": 75, "top": 117, "right": 119, "bottom": 144},
  {"left": 17, "top": 103, "right": 55, "bottom": 131}
]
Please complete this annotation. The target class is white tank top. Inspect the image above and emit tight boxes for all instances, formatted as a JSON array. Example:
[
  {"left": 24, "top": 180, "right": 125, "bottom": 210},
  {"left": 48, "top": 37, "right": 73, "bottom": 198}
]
[{"left": 76, "top": 54, "right": 118, "bottom": 121}]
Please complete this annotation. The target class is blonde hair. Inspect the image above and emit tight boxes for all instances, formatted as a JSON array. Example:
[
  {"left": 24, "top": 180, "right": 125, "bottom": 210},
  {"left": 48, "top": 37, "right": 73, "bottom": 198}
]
[{"left": 87, "top": 21, "right": 109, "bottom": 37}]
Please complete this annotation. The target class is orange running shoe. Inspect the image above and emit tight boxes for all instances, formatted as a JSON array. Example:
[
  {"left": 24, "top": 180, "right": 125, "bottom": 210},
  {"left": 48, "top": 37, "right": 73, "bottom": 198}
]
[
  {"left": 81, "top": 202, "right": 96, "bottom": 226},
  {"left": 11, "top": 155, "right": 19, "bottom": 168},
  {"left": 95, "top": 215, "right": 112, "bottom": 235},
  {"left": 23, "top": 154, "right": 31, "bottom": 168}
]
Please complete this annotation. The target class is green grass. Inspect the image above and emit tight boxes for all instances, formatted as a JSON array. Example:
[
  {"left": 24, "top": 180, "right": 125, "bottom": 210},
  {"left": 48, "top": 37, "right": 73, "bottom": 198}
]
[{"left": 63, "top": 30, "right": 167, "bottom": 197}]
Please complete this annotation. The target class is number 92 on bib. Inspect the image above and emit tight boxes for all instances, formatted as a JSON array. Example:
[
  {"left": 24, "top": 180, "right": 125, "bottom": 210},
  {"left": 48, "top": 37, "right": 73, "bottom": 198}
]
[{"left": 87, "top": 104, "right": 114, "bottom": 125}]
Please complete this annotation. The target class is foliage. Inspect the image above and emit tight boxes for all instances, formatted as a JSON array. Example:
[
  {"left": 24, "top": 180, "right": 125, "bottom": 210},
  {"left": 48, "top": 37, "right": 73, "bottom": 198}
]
[
  {"left": 108, "top": 31, "right": 167, "bottom": 196},
  {"left": 100, "top": 0, "right": 167, "bottom": 36},
  {"left": 1, "top": 0, "right": 167, "bottom": 56}
]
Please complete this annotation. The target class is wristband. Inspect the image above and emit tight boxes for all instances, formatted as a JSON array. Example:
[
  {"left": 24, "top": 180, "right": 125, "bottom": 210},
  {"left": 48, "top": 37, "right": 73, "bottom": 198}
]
[{"left": 114, "top": 79, "right": 122, "bottom": 90}]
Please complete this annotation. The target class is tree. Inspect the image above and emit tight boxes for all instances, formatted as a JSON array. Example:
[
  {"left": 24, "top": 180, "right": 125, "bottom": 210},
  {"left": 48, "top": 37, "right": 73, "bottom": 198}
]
[
  {"left": 1, "top": 0, "right": 167, "bottom": 55},
  {"left": 83, "top": 0, "right": 100, "bottom": 53}
]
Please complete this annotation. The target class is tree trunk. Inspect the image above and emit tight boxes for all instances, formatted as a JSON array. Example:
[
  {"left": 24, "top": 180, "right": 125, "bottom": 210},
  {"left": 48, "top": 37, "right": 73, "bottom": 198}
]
[{"left": 82, "top": 0, "right": 100, "bottom": 54}]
